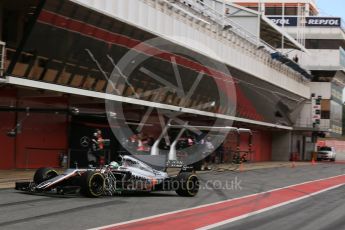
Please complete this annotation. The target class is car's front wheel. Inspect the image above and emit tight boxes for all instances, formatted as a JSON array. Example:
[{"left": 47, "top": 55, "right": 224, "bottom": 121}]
[
  {"left": 80, "top": 171, "right": 105, "bottom": 197},
  {"left": 33, "top": 167, "right": 58, "bottom": 184}
]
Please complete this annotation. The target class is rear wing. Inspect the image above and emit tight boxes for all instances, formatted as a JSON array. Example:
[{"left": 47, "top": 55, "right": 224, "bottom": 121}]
[{"left": 165, "top": 160, "right": 193, "bottom": 176}]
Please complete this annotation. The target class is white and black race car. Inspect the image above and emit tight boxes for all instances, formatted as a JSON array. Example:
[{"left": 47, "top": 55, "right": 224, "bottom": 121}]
[{"left": 15, "top": 155, "right": 199, "bottom": 197}]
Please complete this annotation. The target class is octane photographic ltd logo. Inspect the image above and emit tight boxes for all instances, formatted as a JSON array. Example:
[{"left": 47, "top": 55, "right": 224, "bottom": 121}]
[{"left": 103, "top": 36, "right": 236, "bottom": 167}]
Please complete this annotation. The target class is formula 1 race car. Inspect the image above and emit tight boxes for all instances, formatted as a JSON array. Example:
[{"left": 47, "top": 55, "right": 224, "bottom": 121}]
[{"left": 15, "top": 155, "right": 199, "bottom": 198}]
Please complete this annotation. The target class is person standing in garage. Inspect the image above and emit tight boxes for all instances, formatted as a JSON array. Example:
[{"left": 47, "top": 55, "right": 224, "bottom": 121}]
[{"left": 88, "top": 129, "right": 105, "bottom": 166}]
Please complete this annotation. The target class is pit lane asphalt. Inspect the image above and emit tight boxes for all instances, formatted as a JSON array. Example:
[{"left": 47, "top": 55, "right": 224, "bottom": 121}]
[
  {"left": 1, "top": 163, "right": 345, "bottom": 230},
  {"left": 215, "top": 185, "right": 345, "bottom": 230}
]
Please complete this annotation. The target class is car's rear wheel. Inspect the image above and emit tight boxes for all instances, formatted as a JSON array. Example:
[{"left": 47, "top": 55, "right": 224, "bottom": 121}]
[
  {"left": 175, "top": 172, "right": 199, "bottom": 197},
  {"left": 33, "top": 167, "right": 58, "bottom": 184},
  {"left": 80, "top": 171, "right": 104, "bottom": 197}
]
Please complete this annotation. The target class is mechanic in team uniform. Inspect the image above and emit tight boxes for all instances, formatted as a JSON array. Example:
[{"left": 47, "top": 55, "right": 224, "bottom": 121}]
[{"left": 88, "top": 129, "right": 105, "bottom": 166}]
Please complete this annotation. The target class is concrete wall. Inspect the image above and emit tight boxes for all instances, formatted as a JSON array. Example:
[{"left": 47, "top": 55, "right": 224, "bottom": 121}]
[
  {"left": 285, "top": 27, "right": 345, "bottom": 40},
  {"left": 295, "top": 101, "right": 312, "bottom": 127},
  {"left": 309, "top": 82, "right": 331, "bottom": 99},
  {"left": 271, "top": 131, "right": 291, "bottom": 161},
  {"left": 299, "top": 49, "right": 341, "bottom": 71}
]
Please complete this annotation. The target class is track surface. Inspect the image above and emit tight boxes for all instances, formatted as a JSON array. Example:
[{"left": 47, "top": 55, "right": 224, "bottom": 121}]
[
  {"left": 215, "top": 185, "right": 345, "bottom": 230},
  {"left": 1, "top": 163, "right": 345, "bottom": 230}
]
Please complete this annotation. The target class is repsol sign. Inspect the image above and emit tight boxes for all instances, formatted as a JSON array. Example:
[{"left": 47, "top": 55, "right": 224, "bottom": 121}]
[
  {"left": 306, "top": 17, "right": 341, "bottom": 27},
  {"left": 269, "top": 17, "right": 297, "bottom": 26},
  {"left": 268, "top": 17, "right": 341, "bottom": 27}
]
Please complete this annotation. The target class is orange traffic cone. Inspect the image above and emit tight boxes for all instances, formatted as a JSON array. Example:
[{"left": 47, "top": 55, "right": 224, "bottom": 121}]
[
  {"left": 291, "top": 161, "right": 296, "bottom": 168},
  {"left": 311, "top": 158, "right": 316, "bottom": 166},
  {"left": 239, "top": 162, "right": 244, "bottom": 172}
]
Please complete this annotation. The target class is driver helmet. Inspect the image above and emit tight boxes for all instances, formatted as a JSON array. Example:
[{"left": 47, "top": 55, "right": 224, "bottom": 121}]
[{"left": 109, "top": 161, "right": 119, "bottom": 169}]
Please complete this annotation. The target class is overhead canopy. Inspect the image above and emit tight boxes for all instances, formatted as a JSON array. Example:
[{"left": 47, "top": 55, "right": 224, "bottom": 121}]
[
  {"left": 222, "top": 1, "right": 307, "bottom": 52},
  {"left": 260, "top": 16, "right": 308, "bottom": 52}
]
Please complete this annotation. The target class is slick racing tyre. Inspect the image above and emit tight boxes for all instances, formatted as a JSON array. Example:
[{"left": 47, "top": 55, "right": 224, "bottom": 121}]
[
  {"left": 33, "top": 167, "right": 58, "bottom": 184},
  {"left": 175, "top": 172, "right": 199, "bottom": 197},
  {"left": 80, "top": 171, "right": 105, "bottom": 198}
]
